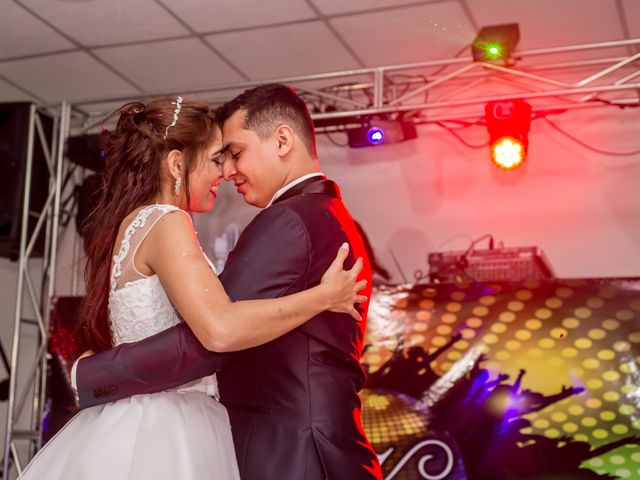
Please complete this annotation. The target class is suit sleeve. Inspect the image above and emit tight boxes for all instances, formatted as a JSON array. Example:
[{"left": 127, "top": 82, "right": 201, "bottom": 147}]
[
  {"left": 77, "top": 322, "right": 229, "bottom": 408},
  {"left": 77, "top": 205, "right": 309, "bottom": 409}
]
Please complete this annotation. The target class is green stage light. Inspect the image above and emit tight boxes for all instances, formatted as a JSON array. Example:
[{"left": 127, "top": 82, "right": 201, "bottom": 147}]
[
  {"left": 472, "top": 24, "right": 520, "bottom": 63},
  {"left": 487, "top": 44, "right": 502, "bottom": 58}
]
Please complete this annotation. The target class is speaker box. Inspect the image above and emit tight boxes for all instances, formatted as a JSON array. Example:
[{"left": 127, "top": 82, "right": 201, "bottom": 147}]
[
  {"left": 66, "top": 133, "right": 103, "bottom": 172},
  {"left": 76, "top": 173, "right": 103, "bottom": 248},
  {"left": 0, "top": 102, "right": 53, "bottom": 260}
]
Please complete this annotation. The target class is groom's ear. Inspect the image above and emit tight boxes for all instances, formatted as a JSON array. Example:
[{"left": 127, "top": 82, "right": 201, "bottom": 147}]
[
  {"left": 274, "top": 125, "right": 293, "bottom": 157},
  {"left": 166, "top": 149, "right": 183, "bottom": 180}
]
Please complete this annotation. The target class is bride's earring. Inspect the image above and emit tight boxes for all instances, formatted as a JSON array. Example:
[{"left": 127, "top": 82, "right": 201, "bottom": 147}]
[{"left": 174, "top": 177, "right": 182, "bottom": 196}]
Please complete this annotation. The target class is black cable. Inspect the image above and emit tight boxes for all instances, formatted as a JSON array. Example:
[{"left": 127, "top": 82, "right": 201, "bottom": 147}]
[
  {"left": 428, "top": 44, "right": 472, "bottom": 78},
  {"left": 389, "top": 249, "right": 409, "bottom": 284},
  {"left": 463, "top": 234, "right": 495, "bottom": 256},
  {"left": 543, "top": 116, "right": 640, "bottom": 157},
  {"left": 427, "top": 234, "right": 494, "bottom": 283},
  {"left": 437, "top": 118, "right": 486, "bottom": 129},
  {"left": 0, "top": 340, "right": 9, "bottom": 373},
  {"left": 382, "top": 44, "right": 470, "bottom": 112},
  {"left": 414, "top": 268, "right": 429, "bottom": 283},
  {"left": 435, "top": 121, "right": 490, "bottom": 149},
  {"left": 58, "top": 163, "right": 79, "bottom": 205},
  {"left": 387, "top": 74, "right": 428, "bottom": 99},
  {"left": 587, "top": 98, "right": 640, "bottom": 109}
]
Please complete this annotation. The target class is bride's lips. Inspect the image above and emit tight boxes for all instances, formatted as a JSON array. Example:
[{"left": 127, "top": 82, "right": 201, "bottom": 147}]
[{"left": 235, "top": 182, "right": 245, "bottom": 194}]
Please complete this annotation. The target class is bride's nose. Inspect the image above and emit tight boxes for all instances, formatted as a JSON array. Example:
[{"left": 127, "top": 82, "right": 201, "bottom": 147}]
[{"left": 222, "top": 160, "right": 236, "bottom": 180}]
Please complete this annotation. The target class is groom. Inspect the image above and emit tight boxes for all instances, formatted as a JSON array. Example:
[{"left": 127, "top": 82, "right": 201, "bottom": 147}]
[{"left": 75, "top": 84, "right": 382, "bottom": 479}]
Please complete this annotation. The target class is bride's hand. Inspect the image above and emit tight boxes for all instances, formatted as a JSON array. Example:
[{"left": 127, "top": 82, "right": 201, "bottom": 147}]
[{"left": 320, "top": 243, "right": 368, "bottom": 321}]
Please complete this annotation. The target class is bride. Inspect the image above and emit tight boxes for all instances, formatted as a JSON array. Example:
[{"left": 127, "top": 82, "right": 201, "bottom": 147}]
[{"left": 18, "top": 97, "right": 367, "bottom": 479}]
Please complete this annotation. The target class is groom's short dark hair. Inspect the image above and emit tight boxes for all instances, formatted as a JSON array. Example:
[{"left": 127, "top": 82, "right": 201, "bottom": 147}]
[{"left": 217, "top": 84, "right": 317, "bottom": 158}]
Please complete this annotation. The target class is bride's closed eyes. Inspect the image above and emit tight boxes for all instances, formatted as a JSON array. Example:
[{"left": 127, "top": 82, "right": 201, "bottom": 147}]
[{"left": 210, "top": 152, "right": 224, "bottom": 166}]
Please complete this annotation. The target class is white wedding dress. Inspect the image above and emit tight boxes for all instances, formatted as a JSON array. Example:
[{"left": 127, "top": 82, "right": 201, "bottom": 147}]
[{"left": 19, "top": 204, "right": 240, "bottom": 480}]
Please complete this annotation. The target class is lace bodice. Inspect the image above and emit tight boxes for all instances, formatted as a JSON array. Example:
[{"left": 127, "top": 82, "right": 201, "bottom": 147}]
[
  {"left": 109, "top": 204, "right": 181, "bottom": 345},
  {"left": 109, "top": 275, "right": 179, "bottom": 345},
  {"left": 108, "top": 204, "right": 218, "bottom": 398}
]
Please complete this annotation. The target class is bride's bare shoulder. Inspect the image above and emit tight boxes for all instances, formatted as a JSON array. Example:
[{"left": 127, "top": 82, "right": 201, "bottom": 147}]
[{"left": 142, "top": 208, "right": 198, "bottom": 254}]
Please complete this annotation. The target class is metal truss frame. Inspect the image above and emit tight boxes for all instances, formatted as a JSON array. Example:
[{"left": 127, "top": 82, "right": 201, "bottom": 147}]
[
  {"left": 71, "top": 38, "right": 640, "bottom": 133},
  {"left": 308, "top": 39, "right": 640, "bottom": 130},
  {"left": 2, "top": 103, "right": 71, "bottom": 480}
]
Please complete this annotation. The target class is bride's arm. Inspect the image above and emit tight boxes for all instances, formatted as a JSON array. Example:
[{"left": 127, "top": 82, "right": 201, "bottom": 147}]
[{"left": 142, "top": 210, "right": 366, "bottom": 352}]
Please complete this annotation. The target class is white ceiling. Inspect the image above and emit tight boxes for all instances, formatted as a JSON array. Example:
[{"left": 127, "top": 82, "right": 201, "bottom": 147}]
[{"left": 0, "top": 0, "right": 637, "bottom": 113}]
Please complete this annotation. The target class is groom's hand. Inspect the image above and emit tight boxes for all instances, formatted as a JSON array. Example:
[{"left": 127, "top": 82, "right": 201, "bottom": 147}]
[
  {"left": 78, "top": 349, "right": 95, "bottom": 360},
  {"left": 71, "top": 350, "right": 95, "bottom": 399}
]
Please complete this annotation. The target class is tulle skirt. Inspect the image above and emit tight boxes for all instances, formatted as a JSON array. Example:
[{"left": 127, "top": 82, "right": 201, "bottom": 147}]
[{"left": 18, "top": 391, "right": 240, "bottom": 479}]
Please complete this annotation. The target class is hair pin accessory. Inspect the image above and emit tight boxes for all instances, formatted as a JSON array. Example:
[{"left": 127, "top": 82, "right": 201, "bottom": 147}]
[{"left": 164, "top": 96, "right": 184, "bottom": 139}]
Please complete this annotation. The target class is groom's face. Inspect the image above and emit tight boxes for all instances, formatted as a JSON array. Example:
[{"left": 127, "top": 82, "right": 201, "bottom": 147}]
[{"left": 222, "top": 109, "right": 286, "bottom": 208}]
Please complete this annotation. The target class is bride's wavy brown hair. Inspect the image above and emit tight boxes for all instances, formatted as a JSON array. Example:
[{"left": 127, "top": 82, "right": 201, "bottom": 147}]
[{"left": 81, "top": 98, "right": 218, "bottom": 352}]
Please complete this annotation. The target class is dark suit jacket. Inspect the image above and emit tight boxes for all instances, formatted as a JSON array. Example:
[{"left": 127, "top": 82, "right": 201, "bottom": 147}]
[{"left": 77, "top": 177, "right": 382, "bottom": 480}]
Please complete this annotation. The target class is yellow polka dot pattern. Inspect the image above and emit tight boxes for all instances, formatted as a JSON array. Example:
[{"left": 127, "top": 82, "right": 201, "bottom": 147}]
[
  {"left": 360, "top": 390, "right": 429, "bottom": 445},
  {"left": 361, "top": 279, "right": 640, "bottom": 478}
]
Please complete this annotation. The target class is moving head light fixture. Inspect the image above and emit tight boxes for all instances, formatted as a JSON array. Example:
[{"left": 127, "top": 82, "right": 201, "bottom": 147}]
[
  {"left": 485, "top": 99, "right": 532, "bottom": 170},
  {"left": 347, "top": 118, "right": 417, "bottom": 148}
]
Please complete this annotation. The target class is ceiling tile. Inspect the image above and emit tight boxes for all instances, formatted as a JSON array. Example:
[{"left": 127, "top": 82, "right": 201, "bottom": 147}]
[
  {"left": 198, "top": 88, "right": 249, "bottom": 108},
  {"left": 206, "top": 21, "right": 360, "bottom": 79},
  {"left": 95, "top": 38, "right": 244, "bottom": 92},
  {"left": 160, "top": 0, "right": 317, "bottom": 32},
  {"left": 466, "top": 0, "right": 624, "bottom": 50},
  {"left": 331, "top": 2, "right": 476, "bottom": 66},
  {"left": 0, "top": 77, "right": 38, "bottom": 102},
  {"left": 19, "top": 0, "right": 189, "bottom": 46},
  {"left": 0, "top": 51, "right": 139, "bottom": 103},
  {"left": 621, "top": 0, "right": 640, "bottom": 37},
  {"left": 0, "top": 1, "right": 75, "bottom": 59},
  {"left": 313, "top": 0, "right": 433, "bottom": 16},
  {"left": 70, "top": 98, "right": 132, "bottom": 127}
]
